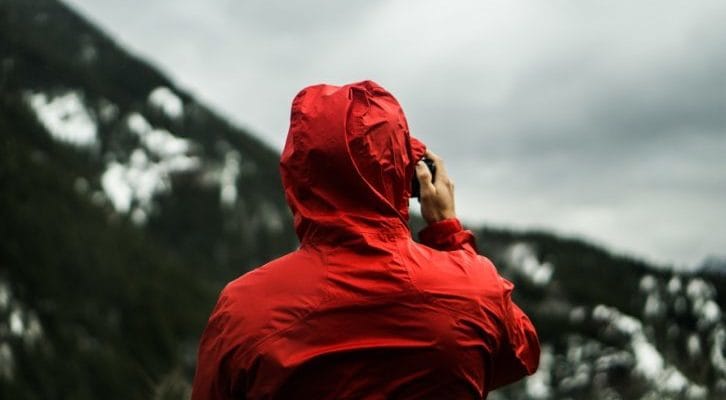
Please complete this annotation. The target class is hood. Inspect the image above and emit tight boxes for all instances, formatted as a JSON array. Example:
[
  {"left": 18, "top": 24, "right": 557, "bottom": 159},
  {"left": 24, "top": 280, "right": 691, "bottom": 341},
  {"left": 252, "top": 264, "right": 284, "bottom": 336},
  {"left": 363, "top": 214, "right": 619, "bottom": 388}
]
[{"left": 280, "top": 80, "right": 426, "bottom": 245}]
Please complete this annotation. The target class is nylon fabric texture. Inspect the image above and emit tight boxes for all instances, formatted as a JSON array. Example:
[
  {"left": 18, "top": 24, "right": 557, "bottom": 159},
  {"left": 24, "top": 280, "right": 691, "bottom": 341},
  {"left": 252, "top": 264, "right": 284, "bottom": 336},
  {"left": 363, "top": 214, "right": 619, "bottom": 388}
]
[{"left": 192, "top": 80, "right": 540, "bottom": 399}]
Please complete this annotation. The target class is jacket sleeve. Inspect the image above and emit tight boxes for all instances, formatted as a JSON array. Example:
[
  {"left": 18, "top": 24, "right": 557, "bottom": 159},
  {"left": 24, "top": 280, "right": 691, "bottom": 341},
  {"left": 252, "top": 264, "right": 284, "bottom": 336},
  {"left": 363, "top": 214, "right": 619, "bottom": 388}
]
[
  {"left": 420, "top": 218, "right": 540, "bottom": 388},
  {"left": 419, "top": 218, "right": 478, "bottom": 254},
  {"left": 191, "top": 296, "right": 246, "bottom": 400},
  {"left": 489, "top": 276, "right": 540, "bottom": 389}
]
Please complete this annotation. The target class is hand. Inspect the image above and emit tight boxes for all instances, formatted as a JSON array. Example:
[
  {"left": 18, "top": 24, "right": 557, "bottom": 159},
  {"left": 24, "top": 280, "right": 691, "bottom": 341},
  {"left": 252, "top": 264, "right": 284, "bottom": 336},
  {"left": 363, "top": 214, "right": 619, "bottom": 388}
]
[{"left": 415, "top": 149, "right": 457, "bottom": 224}]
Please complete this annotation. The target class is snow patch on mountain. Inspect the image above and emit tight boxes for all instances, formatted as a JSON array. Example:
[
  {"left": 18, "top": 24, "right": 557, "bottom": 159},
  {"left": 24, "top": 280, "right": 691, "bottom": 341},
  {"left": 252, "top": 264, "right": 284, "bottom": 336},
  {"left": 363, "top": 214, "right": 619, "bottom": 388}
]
[
  {"left": 668, "top": 276, "right": 682, "bottom": 294},
  {"left": 102, "top": 147, "right": 198, "bottom": 222},
  {"left": 127, "top": 113, "right": 192, "bottom": 158},
  {"left": 0, "top": 281, "right": 8, "bottom": 310},
  {"left": 592, "top": 304, "right": 706, "bottom": 396},
  {"left": 0, "top": 278, "right": 44, "bottom": 381},
  {"left": 686, "top": 278, "right": 722, "bottom": 327},
  {"left": 24, "top": 91, "right": 97, "bottom": 146},
  {"left": 98, "top": 98, "right": 119, "bottom": 122},
  {"left": 506, "top": 243, "right": 553, "bottom": 286},
  {"left": 526, "top": 345, "right": 553, "bottom": 399},
  {"left": 148, "top": 87, "right": 184, "bottom": 119},
  {"left": 640, "top": 275, "right": 657, "bottom": 292},
  {"left": 101, "top": 113, "right": 199, "bottom": 222},
  {"left": 686, "top": 335, "right": 701, "bottom": 360},
  {"left": 220, "top": 150, "right": 240, "bottom": 207}
]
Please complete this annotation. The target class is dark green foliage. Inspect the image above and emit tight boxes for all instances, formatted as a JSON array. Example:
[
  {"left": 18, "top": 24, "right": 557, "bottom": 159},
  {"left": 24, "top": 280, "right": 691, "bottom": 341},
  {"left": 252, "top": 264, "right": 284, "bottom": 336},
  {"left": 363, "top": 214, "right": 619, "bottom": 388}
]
[
  {"left": 1, "top": 0, "right": 296, "bottom": 397},
  {"left": 0, "top": 96, "right": 210, "bottom": 399},
  {"left": 475, "top": 227, "right": 652, "bottom": 319}
]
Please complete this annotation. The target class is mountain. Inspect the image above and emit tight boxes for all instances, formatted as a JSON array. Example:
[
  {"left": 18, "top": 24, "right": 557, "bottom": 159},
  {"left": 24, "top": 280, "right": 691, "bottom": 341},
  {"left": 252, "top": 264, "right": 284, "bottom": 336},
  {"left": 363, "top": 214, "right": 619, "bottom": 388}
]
[
  {"left": 1, "top": 0, "right": 296, "bottom": 398},
  {"left": 699, "top": 256, "right": 726, "bottom": 276},
  {"left": 1, "top": 1, "right": 724, "bottom": 399},
  {"left": 471, "top": 228, "right": 726, "bottom": 399}
]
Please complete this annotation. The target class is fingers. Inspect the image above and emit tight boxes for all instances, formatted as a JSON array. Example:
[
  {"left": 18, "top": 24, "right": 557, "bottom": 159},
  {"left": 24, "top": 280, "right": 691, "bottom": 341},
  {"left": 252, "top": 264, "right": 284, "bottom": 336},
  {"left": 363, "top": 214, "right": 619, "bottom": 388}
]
[
  {"left": 424, "top": 149, "right": 451, "bottom": 187},
  {"left": 417, "top": 149, "right": 457, "bottom": 224},
  {"left": 424, "top": 149, "right": 440, "bottom": 163},
  {"left": 415, "top": 160, "right": 432, "bottom": 183},
  {"left": 415, "top": 160, "right": 436, "bottom": 196}
]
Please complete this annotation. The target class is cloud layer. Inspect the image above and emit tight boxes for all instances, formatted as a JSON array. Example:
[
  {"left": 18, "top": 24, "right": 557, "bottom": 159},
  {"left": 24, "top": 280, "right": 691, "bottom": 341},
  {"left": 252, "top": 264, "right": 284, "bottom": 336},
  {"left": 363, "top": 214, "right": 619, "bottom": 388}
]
[{"left": 65, "top": 0, "right": 726, "bottom": 267}]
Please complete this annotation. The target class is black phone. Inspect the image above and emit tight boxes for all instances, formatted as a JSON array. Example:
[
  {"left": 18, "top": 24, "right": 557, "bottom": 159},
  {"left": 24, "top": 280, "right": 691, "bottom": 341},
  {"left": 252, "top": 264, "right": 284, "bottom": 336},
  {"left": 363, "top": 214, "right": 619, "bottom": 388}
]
[{"left": 411, "top": 158, "right": 436, "bottom": 198}]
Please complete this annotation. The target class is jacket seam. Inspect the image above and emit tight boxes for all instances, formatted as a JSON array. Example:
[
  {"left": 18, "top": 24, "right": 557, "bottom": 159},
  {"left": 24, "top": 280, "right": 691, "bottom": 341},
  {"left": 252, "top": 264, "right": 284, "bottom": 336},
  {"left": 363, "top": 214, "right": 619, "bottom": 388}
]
[
  {"left": 398, "top": 240, "right": 486, "bottom": 323},
  {"left": 231, "top": 246, "right": 333, "bottom": 369},
  {"left": 233, "top": 289, "right": 432, "bottom": 369}
]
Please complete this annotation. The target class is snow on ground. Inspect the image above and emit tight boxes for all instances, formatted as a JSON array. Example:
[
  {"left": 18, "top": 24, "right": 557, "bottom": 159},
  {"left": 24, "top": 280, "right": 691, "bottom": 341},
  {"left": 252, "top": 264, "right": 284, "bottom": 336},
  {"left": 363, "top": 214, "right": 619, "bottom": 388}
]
[
  {"left": 101, "top": 113, "right": 199, "bottom": 222},
  {"left": 569, "top": 306, "right": 586, "bottom": 324},
  {"left": 219, "top": 150, "right": 240, "bottom": 207},
  {"left": 526, "top": 345, "right": 553, "bottom": 399},
  {"left": 0, "top": 281, "right": 8, "bottom": 311},
  {"left": 592, "top": 304, "right": 706, "bottom": 396},
  {"left": 688, "top": 334, "right": 702, "bottom": 357},
  {"left": 702, "top": 301, "right": 722, "bottom": 324},
  {"left": 644, "top": 293, "right": 664, "bottom": 318},
  {"left": 98, "top": 98, "right": 119, "bottom": 122},
  {"left": 639, "top": 275, "right": 657, "bottom": 292},
  {"left": 686, "top": 278, "right": 714, "bottom": 300},
  {"left": 24, "top": 91, "right": 97, "bottom": 146},
  {"left": 127, "top": 113, "right": 192, "bottom": 158},
  {"left": 127, "top": 111, "right": 152, "bottom": 133},
  {"left": 9, "top": 309, "right": 23, "bottom": 336},
  {"left": 143, "top": 129, "right": 190, "bottom": 158},
  {"left": 0, "top": 278, "right": 44, "bottom": 381},
  {"left": 102, "top": 162, "right": 133, "bottom": 213},
  {"left": 668, "top": 276, "right": 682, "bottom": 294},
  {"left": 104, "top": 115, "right": 256, "bottom": 217},
  {"left": 506, "top": 243, "right": 553, "bottom": 286},
  {"left": 595, "top": 350, "right": 633, "bottom": 371},
  {"left": 102, "top": 147, "right": 198, "bottom": 222},
  {"left": 686, "top": 278, "right": 723, "bottom": 328},
  {"left": 148, "top": 86, "right": 184, "bottom": 119}
]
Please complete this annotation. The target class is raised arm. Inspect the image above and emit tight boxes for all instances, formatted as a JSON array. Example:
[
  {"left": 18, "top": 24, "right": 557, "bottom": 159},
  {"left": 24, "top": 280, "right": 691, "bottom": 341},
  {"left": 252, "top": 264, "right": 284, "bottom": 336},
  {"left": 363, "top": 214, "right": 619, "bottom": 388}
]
[
  {"left": 415, "top": 148, "right": 540, "bottom": 389},
  {"left": 415, "top": 149, "right": 477, "bottom": 254},
  {"left": 489, "top": 276, "right": 540, "bottom": 389}
]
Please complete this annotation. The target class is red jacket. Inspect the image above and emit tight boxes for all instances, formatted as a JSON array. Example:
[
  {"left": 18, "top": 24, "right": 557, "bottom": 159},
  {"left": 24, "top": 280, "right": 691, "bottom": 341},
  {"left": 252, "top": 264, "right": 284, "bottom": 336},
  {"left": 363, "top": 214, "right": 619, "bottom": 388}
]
[{"left": 192, "top": 81, "right": 539, "bottom": 399}]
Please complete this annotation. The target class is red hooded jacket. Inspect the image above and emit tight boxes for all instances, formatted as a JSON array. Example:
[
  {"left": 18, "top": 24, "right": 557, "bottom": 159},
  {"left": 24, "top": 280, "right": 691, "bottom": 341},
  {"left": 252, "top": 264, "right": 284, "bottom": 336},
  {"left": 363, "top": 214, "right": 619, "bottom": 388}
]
[{"left": 192, "top": 81, "right": 540, "bottom": 399}]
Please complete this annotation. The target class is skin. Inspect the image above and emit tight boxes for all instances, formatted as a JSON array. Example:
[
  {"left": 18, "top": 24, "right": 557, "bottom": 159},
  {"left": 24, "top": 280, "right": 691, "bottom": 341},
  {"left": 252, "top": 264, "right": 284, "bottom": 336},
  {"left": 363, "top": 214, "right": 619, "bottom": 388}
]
[{"left": 415, "top": 149, "right": 457, "bottom": 224}]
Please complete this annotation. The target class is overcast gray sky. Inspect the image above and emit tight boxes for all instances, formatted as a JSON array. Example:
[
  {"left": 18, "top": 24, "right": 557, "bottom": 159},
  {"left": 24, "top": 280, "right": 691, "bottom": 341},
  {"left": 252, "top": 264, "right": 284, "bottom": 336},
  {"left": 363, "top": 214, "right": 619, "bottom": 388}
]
[{"left": 64, "top": 0, "right": 726, "bottom": 268}]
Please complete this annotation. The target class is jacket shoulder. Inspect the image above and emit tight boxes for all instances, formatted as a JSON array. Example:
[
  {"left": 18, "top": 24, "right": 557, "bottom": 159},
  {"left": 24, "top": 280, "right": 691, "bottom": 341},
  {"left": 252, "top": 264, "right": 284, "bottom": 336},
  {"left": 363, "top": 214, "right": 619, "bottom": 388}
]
[
  {"left": 404, "top": 241, "right": 507, "bottom": 320},
  {"left": 211, "top": 249, "right": 328, "bottom": 357}
]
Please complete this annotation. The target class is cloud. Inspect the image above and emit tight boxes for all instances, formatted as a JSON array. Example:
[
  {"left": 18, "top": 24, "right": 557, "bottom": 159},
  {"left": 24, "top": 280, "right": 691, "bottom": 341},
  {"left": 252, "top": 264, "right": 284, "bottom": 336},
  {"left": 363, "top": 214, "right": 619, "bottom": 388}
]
[{"left": 64, "top": 0, "right": 726, "bottom": 267}]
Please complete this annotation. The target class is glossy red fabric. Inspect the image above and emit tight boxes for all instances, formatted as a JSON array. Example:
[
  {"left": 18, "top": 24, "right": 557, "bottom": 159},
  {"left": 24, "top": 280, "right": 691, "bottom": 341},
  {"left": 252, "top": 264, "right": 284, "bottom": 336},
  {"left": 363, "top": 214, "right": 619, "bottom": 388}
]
[{"left": 192, "top": 81, "right": 539, "bottom": 399}]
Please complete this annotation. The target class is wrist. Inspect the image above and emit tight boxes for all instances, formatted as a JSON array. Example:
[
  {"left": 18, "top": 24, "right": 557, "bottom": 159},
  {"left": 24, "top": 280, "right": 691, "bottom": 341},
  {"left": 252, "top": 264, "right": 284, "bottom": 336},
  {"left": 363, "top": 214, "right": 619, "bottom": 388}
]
[
  {"left": 419, "top": 218, "right": 463, "bottom": 244},
  {"left": 424, "top": 210, "right": 457, "bottom": 225}
]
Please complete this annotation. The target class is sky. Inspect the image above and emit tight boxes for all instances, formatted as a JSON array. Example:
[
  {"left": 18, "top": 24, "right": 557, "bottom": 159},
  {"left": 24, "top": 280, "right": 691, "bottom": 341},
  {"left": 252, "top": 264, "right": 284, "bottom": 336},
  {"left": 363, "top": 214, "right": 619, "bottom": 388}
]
[{"left": 63, "top": 0, "right": 726, "bottom": 269}]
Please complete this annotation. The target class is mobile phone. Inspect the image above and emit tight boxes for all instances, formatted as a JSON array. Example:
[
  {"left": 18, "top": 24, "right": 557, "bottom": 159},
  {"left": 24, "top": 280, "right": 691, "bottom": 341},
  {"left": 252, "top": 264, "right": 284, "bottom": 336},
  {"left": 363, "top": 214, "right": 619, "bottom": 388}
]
[{"left": 411, "top": 158, "right": 436, "bottom": 198}]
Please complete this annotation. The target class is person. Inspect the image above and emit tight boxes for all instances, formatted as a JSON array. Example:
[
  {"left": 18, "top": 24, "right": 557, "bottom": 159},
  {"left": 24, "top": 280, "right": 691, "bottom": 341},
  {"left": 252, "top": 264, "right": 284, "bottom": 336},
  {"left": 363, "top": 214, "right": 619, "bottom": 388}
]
[{"left": 191, "top": 80, "right": 540, "bottom": 399}]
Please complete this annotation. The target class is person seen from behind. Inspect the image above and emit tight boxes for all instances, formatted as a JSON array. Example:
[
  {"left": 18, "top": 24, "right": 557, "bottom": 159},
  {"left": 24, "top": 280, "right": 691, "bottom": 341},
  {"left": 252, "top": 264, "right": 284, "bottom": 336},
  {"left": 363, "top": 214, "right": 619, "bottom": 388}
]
[{"left": 192, "top": 80, "right": 540, "bottom": 399}]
